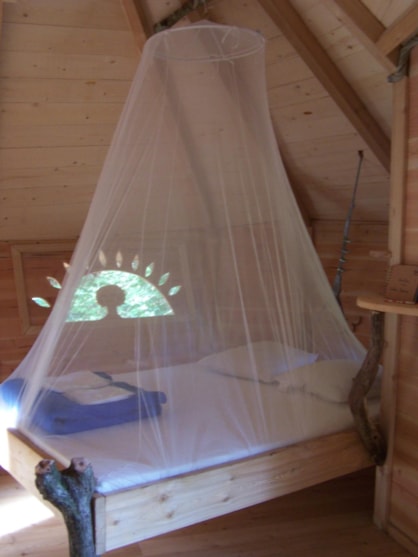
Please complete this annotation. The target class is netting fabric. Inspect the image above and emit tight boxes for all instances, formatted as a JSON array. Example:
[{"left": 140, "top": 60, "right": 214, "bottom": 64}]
[{"left": 0, "top": 23, "right": 367, "bottom": 493}]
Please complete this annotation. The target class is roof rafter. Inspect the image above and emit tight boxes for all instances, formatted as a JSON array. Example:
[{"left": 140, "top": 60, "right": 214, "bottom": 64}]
[
  {"left": 376, "top": 2, "right": 418, "bottom": 55},
  {"left": 326, "top": 0, "right": 398, "bottom": 72},
  {"left": 257, "top": 0, "right": 391, "bottom": 173},
  {"left": 121, "top": 0, "right": 152, "bottom": 49}
]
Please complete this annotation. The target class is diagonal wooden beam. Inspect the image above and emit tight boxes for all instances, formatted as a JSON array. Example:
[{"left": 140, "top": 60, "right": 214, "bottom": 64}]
[
  {"left": 326, "top": 0, "right": 398, "bottom": 72},
  {"left": 376, "top": 2, "right": 418, "bottom": 56},
  {"left": 121, "top": 0, "right": 209, "bottom": 45},
  {"left": 257, "top": 0, "right": 391, "bottom": 173}
]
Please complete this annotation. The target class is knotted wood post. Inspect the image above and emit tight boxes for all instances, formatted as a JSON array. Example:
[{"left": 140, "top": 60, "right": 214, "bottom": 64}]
[
  {"left": 349, "top": 310, "right": 387, "bottom": 466},
  {"left": 35, "top": 457, "right": 98, "bottom": 557}
]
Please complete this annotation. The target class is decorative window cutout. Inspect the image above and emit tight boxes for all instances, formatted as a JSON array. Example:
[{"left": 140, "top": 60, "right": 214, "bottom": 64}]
[
  {"left": 11, "top": 242, "right": 75, "bottom": 335},
  {"left": 32, "top": 250, "right": 183, "bottom": 323}
]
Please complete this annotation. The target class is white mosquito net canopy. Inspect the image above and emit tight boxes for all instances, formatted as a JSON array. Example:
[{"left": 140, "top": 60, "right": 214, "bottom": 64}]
[{"left": 1, "top": 22, "right": 366, "bottom": 494}]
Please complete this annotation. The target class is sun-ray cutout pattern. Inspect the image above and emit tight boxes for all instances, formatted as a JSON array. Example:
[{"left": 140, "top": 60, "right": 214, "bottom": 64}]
[{"left": 32, "top": 253, "right": 182, "bottom": 322}]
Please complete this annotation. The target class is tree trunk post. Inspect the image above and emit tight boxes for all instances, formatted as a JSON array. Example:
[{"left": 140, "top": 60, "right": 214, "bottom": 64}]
[
  {"left": 349, "top": 310, "right": 387, "bottom": 466},
  {"left": 35, "top": 457, "right": 99, "bottom": 557}
]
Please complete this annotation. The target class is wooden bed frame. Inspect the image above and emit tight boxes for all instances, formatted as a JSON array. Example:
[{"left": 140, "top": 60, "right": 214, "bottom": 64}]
[
  {"left": 3, "top": 426, "right": 373, "bottom": 554},
  {"left": 1, "top": 315, "right": 382, "bottom": 554}
]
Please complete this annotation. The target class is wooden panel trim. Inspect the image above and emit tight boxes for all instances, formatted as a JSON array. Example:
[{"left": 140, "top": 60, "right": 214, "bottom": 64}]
[{"left": 11, "top": 242, "right": 75, "bottom": 335}]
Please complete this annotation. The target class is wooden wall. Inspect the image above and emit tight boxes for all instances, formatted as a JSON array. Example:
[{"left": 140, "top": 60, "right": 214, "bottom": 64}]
[
  {"left": 0, "top": 221, "right": 389, "bottom": 384},
  {"left": 0, "top": 0, "right": 139, "bottom": 240},
  {"left": 313, "top": 220, "right": 388, "bottom": 347},
  {"left": 0, "top": 241, "right": 71, "bottom": 382},
  {"left": 384, "top": 48, "right": 418, "bottom": 555},
  {"left": 0, "top": 242, "right": 33, "bottom": 382}
]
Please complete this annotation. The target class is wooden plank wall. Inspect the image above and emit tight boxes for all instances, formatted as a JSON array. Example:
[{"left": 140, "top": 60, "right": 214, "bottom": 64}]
[
  {"left": 312, "top": 220, "right": 388, "bottom": 347},
  {"left": 386, "top": 48, "right": 418, "bottom": 555},
  {"left": 0, "top": 0, "right": 139, "bottom": 240},
  {"left": 0, "top": 0, "right": 139, "bottom": 376},
  {"left": 0, "top": 242, "right": 34, "bottom": 382}
]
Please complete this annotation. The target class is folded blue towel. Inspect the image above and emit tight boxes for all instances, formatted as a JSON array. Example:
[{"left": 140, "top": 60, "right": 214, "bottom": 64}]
[{"left": 0, "top": 377, "right": 167, "bottom": 435}]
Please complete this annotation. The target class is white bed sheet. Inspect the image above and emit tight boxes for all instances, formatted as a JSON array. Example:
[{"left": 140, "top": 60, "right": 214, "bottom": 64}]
[{"left": 24, "top": 362, "right": 379, "bottom": 495}]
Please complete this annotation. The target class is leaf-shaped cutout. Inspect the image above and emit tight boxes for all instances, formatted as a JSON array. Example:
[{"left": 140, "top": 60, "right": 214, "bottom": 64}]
[
  {"left": 46, "top": 276, "right": 62, "bottom": 289},
  {"left": 131, "top": 255, "right": 140, "bottom": 271},
  {"left": 168, "top": 285, "right": 181, "bottom": 296},
  {"left": 32, "top": 297, "right": 51, "bottom": 308},
  {"left": 63, "top": 261, "right": 70, "bottom": 271},
  {"left": 99, "top": 250, "right": 107, "bottom": 267},
  {"left": 158, "top": 272, "right": 170, "bottom": 286},
  {"left": 116, "top": 251, "right": 123, "bottom": 268},
  {"left": 145, "top": 262, "right": 154, "bottom": 277}
]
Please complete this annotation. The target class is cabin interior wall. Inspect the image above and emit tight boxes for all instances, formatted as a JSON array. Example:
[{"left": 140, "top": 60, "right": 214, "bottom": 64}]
[{"left": 384, "top": 47, "right": 418, "bottom": 554}]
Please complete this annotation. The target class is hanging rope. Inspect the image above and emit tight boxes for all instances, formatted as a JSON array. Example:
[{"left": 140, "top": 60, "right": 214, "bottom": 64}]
[
  {"left": 387, "top": 34, "right": 418, "bottom": 83},
  {"left": 332, "top": 150, "right": 364, "bottom": 311},
  {"left": 154, "top": 0, "right": 208, "bottom": 33}
]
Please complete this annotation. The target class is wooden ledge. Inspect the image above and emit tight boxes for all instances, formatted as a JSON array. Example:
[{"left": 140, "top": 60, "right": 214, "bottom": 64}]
[{"left": 357, "top": 294, "right": 418, "bottom": 317}]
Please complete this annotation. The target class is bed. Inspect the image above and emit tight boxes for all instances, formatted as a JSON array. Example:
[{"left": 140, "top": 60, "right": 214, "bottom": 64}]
[
  {"left": 0, "top": 20, "right": 383, "bottom": 555},
  {"left": 0, "top": 342, "right": 380, "bottom": 553}
]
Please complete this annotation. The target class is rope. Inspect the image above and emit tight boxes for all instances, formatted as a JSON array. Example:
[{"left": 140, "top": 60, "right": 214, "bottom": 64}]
[
  {"left": 332, "top": 150, "right": 364, "bottom": 311},
  {"left": 388, "top": 34, "right": 418, "bottom": 83}
]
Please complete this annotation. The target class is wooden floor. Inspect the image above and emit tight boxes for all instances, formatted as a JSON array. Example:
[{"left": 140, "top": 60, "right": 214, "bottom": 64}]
[{"left": 0, "top": 467, "right": 411, "bottom": 557}]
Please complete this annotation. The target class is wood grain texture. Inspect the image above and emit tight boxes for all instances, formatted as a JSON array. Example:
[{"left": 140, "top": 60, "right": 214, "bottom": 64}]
[
  {"left": 1, "top": 427, "right": 375, "bottom": 554},
  {"left": 0, "top": 0, "right": 402, "bottom": 240},
  {"left": 98, "top": 429, "right": 374, "bottom": 551},
  {"left": 379, "top": 45, "right": 418, "bottom": 556},
  {"left": 0, "top": 467, "right": 412, "bottom": 557}
]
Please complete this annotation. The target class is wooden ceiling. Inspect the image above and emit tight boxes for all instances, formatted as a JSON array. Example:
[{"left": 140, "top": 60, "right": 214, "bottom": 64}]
[{"left": 0, "top": 0, "right": 417, "bottom": 241}]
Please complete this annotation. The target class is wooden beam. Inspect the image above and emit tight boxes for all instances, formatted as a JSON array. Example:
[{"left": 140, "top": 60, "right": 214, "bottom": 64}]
[
  {"left": 257, "top": 0, "right": 391, "bottom": 173},
  {"left": 326, "top": 0, "right": 398, "bottom": 72},
  {"left": 120, "top": 0, "right": 152, "bottom": 49},
  {"left": 376, "top": 3, "right": 418, "bottom": 56},
  {"left": 373, "top": 75, "right": 409, "bottom": 531}
]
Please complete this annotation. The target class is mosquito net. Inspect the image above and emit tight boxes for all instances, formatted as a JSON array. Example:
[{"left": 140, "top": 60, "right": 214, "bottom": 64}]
[{"left": 0, "top": 22, "right": 370, "bottom": 494}]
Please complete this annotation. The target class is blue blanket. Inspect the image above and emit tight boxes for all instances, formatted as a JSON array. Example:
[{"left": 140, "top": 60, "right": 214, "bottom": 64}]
[{"left": 0, "top": 377, "right": 167, "bottom": 435}]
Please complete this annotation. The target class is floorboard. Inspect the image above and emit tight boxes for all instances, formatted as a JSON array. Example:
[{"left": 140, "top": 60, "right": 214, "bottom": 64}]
[{"left": 0, "top": 467, "right": 411, "bottom": 556}]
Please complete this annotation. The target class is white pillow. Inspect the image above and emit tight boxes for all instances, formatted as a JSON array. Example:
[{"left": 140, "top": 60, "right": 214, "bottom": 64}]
[
  {"left": 198, "top": 341, "right": 318, "bottom": 383},
  {"left": 275, "top": 359, "right": 382, "bottom": 402}
]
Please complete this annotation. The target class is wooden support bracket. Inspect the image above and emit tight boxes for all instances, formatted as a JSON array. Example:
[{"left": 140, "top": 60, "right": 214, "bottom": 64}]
[{"left": 349, "top": 310, "right": 387, "bottom": 466}]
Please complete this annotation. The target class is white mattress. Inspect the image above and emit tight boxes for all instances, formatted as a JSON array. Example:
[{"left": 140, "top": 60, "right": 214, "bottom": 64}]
[{"left": 24, "top": 357, "right": 380, "bottom": 495}]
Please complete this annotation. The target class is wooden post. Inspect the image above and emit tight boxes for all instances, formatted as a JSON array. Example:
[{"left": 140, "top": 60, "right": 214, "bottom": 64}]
[{"left": 35, "top": 457, "right": 98, "bottom": 557}]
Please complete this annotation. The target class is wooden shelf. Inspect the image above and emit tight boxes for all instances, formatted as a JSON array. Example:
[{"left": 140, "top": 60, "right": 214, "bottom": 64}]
[{"left": 357, "top": 294, "right": 418, "bottom": 317}]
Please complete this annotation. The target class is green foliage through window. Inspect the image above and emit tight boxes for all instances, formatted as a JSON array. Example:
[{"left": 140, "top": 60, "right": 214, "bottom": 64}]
[{"left": 32, "top": 264, "right": 182, "bottom": 322}]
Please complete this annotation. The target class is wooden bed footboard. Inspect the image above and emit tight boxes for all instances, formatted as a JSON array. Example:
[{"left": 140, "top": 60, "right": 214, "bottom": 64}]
[
  {"left": 97, "top": 429, "right": 373, "bottom": 553},
  {"left": 2, "top": 428, "right": 374, "bottom": 554}
]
